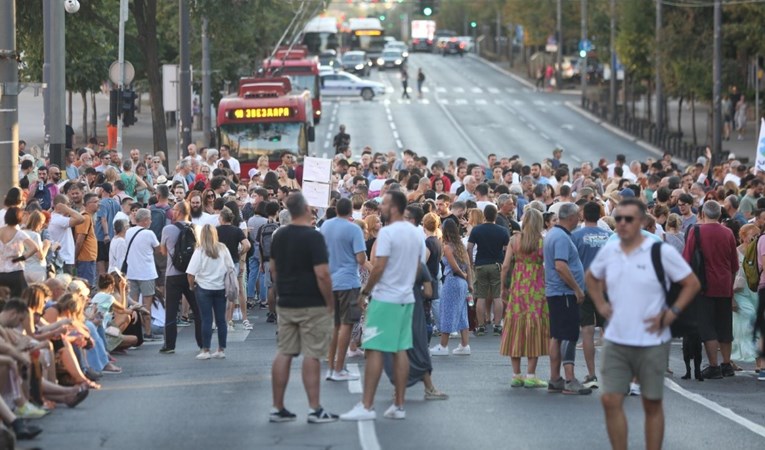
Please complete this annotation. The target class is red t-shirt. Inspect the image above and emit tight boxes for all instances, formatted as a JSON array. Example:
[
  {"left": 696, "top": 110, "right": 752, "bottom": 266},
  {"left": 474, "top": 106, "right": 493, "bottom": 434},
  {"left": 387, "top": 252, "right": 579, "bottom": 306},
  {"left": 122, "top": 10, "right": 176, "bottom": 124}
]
[{"left": 682, "top": 223, "right": 738, "bottom": 298}]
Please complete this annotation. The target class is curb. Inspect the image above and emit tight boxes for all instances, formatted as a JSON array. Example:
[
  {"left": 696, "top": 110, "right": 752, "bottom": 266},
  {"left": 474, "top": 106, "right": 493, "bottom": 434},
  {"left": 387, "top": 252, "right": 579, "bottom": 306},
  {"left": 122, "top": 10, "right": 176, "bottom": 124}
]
[
  {"left": 466, "top": 54, "right": 535, "bottom": 89},
  {"left": 563, "top": 101, "right": 690, "bottom": 167}
]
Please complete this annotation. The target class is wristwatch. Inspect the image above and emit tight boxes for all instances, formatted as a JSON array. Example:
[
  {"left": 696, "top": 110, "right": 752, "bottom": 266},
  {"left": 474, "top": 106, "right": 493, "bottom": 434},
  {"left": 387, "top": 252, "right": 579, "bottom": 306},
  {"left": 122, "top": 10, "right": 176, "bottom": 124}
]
[{"left": 669, "top": 306, "right": 681, "bottom": 316}]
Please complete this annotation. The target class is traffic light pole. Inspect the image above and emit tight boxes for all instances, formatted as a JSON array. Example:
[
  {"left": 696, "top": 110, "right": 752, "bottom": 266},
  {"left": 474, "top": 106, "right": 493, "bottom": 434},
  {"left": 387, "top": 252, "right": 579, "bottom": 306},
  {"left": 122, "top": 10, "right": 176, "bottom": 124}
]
[
  {"left": 581, "top": 0, "right": 587, "bottom": 107},
  {"left": 712, "top": 0, "right": 722, "bottom": 156},
  {"left": 179, "top": 0, "right": 192, "bottom": 157},
  {"left": 43, "top": 0, "right": 65, "bottom": 167},
  {"left": 116, "top": 0, "right": 127, "bottom": 156},
  {"left": 0, "top": 0, "right": 20, "bottom": 195}
]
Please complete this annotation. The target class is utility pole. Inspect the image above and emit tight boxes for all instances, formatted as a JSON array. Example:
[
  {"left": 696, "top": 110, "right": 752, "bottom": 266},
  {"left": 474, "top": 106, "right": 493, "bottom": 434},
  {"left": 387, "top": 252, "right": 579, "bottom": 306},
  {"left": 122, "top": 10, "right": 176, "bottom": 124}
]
[
  {"left": 201, "top": 16, "right": 211, "bottom": 147},
  {"left": 712, "top": 0, "right": 722, "bottom": 155},
  {"left": 116, "top": 0, "right": 127, "bottom": 156},
  {"left": 609, "top": 0, "right": 617, "bottom": 123},
  {"left": 0, "top": 0, "right": 19, "bottom": 194},
  {"left": 43, "top": 0, "right": 65, "bottom": 167},
  {"left": 496, "top": 8, "right": 502, "bottom": 57},
  {"left": 581, "top": 0, "right": 587, "bottom": 107},
  {"left": 655, "top": 0, "right": 664, "bottom": 138},
  {"left": 179, "top": 0, "right": 192, "bottom": 157},
  {"left": 556, "top": 0, "right": 563, "bottom": 90}
]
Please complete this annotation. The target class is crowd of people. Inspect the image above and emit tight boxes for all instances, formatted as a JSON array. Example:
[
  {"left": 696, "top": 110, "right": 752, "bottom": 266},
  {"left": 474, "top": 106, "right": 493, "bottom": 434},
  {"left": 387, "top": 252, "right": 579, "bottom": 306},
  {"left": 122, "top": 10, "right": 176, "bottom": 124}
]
[{"left": 1, "top": 132, "right": 764, "bottom": 448}]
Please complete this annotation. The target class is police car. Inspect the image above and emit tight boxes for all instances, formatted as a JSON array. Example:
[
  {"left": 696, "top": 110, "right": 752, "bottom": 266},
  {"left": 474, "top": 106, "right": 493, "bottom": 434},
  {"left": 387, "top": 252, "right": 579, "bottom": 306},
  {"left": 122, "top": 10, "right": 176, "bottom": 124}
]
[{"left": 320, "top": 72, "right": 386, "bottom": 101}]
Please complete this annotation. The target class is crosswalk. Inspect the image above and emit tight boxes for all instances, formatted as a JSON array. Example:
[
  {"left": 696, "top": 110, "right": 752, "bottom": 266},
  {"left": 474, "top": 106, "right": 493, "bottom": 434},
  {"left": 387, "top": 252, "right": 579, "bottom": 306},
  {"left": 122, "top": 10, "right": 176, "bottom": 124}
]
[
  {"left": 417, "top": 85, "right": 532, "bottom": 94},
  {"left": 326, "top": 97, "right": 564, "bottom": 107}
]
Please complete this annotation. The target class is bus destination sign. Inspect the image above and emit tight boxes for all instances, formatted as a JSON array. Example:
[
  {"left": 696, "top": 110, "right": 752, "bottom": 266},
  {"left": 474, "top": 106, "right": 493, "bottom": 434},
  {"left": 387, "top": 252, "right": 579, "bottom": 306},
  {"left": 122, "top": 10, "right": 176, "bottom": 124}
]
[{"left": 226, "top": 107, "right": 294, "bottom": 120}]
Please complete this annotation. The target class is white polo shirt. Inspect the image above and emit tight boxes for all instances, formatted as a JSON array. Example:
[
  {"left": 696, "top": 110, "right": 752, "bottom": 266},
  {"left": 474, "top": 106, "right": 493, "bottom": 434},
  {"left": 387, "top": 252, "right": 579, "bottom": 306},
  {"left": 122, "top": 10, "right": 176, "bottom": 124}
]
[{"left": 589, "top": 237, "right": 691, "bottom": 347}]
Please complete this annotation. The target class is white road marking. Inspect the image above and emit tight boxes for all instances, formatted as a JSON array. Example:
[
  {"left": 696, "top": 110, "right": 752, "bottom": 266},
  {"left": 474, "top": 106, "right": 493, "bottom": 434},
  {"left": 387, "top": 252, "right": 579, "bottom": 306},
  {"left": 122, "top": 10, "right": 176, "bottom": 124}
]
[
  {"left": 533, "top": 100, "right": 545, "bottom": 106},
  {"left": 392, "top": 130, "right": 399, "bottom": 139},
  {"left": 505, "top": 87, "right": 517, "bottom": 93},
  {"left": 389, "top": 122, "right": 396, "bottom": 130},
  {"left": 513, "top": 100, "right": 524, "bottom": 106},
  {"left": 561, "top": 124, "right": 574, "bottom": 130},
  {"left": 436, "top": 87, "right": 447, "bottom": 93},
  {"left": 665, "top": 378, "right": 765, "bottom": 438},
  {"left": 395, "top": 139, "right": 403, "bottom": 148},
  {"left": 571, "top": 154, "right": 582, "bottom": 163},
  {"left": 325, "top": 132, "right": 332, "bottom": 139},
  {"left": 455, "top": 99, "right": 468, "bottom": 105},
  {"left": 488, "top": 87, "right": 500, "bottom": 94},
  {"left": 553, "top": 100, "right": 562, "bottom": 105},
  {"left": 383, "top": 98, "right": 391, "bottom": 106},
  {"left": 453, "top": 87, "right": 465, "bottom": 93},
  {"left": 475, "top": 99, "right": 487, "bottom": 105},
  {"left": 422, "top": 86, "right": 430, "bottom": 93},
  {"left": 323, "top": 141, "right": 330, "bottom": 149},
  {"left": 440, "top": 99, "right": 449, "bottom": 105},
  {"left": 527, "top": 124, "right": 537, "bottom": 131},
  {"left": 420, "top": 98, "right": 430, "bottom": 104},
  {"left": 346, "top": 364, "right": 379, "bottom": 450},
  {"left": 494, "top": 99, "right": 505, "bottom": 105},
  {"left": 518, "top": 116, "right": 527, "bottom": 123},
  {"left": 347, "top": 364, "right": 362, "bottom": 394},
  {"left": 471, "top": 87, "right": 483, "bottom": 93},
  {"left": 322, "top": 152, "right": 327, "bottom": 158},
  {"left": 540, "top": 133, "right": 551, "bottom": 141}
]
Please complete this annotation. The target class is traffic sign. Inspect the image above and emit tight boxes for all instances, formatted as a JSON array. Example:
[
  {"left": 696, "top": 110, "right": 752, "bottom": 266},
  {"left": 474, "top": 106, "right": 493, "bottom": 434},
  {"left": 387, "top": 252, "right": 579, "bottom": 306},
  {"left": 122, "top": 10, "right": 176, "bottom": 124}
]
[
  {"left": 109, "top": 60, "right": 135, "bottom": 86},
  {"left": 578, "top": 39, "right": 593, "bottom": 53}
]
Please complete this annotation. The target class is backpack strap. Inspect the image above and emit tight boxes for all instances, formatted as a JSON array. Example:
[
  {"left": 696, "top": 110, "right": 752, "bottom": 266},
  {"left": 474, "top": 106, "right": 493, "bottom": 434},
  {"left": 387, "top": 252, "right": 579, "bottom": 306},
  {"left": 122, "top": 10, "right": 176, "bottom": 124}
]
[{"left": 651, "top": 241, "right": 670, "bottom": 306}]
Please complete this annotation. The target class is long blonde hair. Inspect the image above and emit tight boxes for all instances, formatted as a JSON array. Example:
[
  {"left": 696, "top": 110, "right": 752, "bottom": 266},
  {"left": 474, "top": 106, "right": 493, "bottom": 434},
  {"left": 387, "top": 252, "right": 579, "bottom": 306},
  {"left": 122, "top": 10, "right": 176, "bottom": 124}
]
[
  {"left": 198, "top": 224, "right": 221, "bottom": 258},
  {"left": 519, "top": 208, "right": 543, "bottom": 254}
]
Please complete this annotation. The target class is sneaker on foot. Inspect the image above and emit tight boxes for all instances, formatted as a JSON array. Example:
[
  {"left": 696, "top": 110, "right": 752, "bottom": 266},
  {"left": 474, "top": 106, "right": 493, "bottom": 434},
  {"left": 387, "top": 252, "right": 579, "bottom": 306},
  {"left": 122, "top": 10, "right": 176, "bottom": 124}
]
[
  {"left": 547, "top": 377, "right": 565, "bottom": 393},
  {"left": 523, "top": 377, "right": 548, "bottom": 389},
  {"left": 159, "top": 347, "right": 175, "bottom": 354},
  {"left": 242, "top": 319, "right": 253, "bottom": 331},
  {"left": 383, "top": 403, "right": 406, "bottom": 420},
  {"left": 563, "top": 378, "right": 593, "bottom": 395},
  {"left": 196, "top": 351, "right": 211, "bottom": 360},
  {"left": 629, "top": 382, "right": 641, "bottom": 396},
  {"left": 340, "top": 402, "right": 376, "bottom": 421},
  {"left": 211, "top": 351, "right": 226, "bottom": 359},
  {"left": 269, "top": 407, "right": 297, "bottom": 423},
  {"left": 720, "top": 363, "right": 735, "bottom": 377},
  {"left": 325, "top": 370, "right": 334, "bottom": 381},
  {"left": 346, "top": 348, "right": 365, "bottom": 358},
  {"left": 452, "top": 344, "right": 471, "bottom": 355},
  {"left": 475, "top": 326, "right": 486, "bottom": 336},
  {"left": 266, "top": 312, "right": 277, "bottom": 323},
  {"left": 700, "top": 365, "right": 723, "bottom": 380},
  {"left": 510, "top": 376, "right": 524, "bottom": 388},
  {"left": 424, "top": 387, "right": 449, "bottom": 400},
  {"left": 758, "top": 371, "right": 765, "bottom": 382},
  {"left": 227, "top": 320, "right": 235, "bottom": 332},
  {"left": 493, "top": 325, "right": 502, "bottom": 336},
  {"left": 11, "top": 419, "right": 42, "bottom": 440},
  {"left": 330, "top": 369, "right": 360, "bottom": 381},
  {"left": 583, "top": 375, "right": 600, "bottom": 389},
  {"left": 307, "top": 406, "right": 339, "bottom": 424},
  {"left": 15, "top": 402, "right": 48, "bottom": 419},
  {"left": 429, "top": 344, "right": 449, "bottom": 356}
]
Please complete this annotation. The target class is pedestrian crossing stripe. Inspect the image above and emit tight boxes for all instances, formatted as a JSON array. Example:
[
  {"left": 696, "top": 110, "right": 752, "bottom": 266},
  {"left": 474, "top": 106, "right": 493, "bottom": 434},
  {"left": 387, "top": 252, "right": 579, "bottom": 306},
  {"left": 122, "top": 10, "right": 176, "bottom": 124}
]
[
  {"left": 436, "top": 87, "right": 447, "bottom": 93},
  {"left": 440, "top": 99, "right": 449, "bottom": 105},
  {"left": 471, "top": 87, "right": 483, "bottom": 93},
  {"left": 455, "top": 99, "right": 468, "bottom": 105},
  {"left": 475, "top": 99, "right": 487, "bottom": 105},
  {"left": 488, "top": 87, "right": 500, "bottom": 94},
  {"left": 326, "top": 97, "right": 569, "bottom": 107},
  {"left": 420, "top": 99, "right": 430, "bottom": 104},
  {"left": 453, "top": 87, "right": 465, "bottom": 93},
  {"left": 421, "top": 87, "right": 430, "bottom": 93}
]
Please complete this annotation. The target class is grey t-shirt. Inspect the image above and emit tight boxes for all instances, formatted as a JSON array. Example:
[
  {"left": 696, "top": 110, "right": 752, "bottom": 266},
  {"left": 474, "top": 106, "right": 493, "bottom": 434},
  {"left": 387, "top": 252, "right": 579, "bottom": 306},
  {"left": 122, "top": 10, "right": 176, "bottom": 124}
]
[
  {"left": 161, "top": 221, "right": 194, "bottom": 277},
  {"left": 247, "top": 215, "right": 268, "bottom": 257}
]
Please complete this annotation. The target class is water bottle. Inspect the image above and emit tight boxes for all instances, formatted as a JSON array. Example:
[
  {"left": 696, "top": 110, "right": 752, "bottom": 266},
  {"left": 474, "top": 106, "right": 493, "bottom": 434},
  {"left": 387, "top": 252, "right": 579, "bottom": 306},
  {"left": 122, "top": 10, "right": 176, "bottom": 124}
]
[{"left": 467, "top": 294, "right": 474, "bottom": 307}]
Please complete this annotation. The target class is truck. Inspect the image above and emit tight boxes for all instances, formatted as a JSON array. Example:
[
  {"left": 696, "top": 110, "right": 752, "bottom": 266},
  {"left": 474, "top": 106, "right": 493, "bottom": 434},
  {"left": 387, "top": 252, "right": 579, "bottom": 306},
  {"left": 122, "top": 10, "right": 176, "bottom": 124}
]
[{"left": 410, "top": 20, "right": 436, "bottom": 52}]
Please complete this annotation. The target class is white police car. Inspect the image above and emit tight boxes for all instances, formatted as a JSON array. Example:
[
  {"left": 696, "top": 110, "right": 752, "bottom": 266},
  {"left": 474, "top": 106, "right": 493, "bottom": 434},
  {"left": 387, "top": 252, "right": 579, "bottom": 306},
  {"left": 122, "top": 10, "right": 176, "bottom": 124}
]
[{"left": 320, "top": 72, "right": 386, "bottom": 101}]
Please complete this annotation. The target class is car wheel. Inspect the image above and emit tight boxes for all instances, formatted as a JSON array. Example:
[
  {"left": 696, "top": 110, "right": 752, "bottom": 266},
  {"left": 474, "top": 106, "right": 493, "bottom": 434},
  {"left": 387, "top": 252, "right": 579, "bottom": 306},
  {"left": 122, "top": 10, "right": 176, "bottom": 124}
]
[{"left": 361, "top": 88, "right": 374, "bottom": 101}]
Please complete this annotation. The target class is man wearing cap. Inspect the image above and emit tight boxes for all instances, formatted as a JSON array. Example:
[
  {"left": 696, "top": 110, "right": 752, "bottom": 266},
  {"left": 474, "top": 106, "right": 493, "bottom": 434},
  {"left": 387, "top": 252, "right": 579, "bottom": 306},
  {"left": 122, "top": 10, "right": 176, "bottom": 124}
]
[{"left": 551, "top": 147, "right": 563, "bottom": 169}]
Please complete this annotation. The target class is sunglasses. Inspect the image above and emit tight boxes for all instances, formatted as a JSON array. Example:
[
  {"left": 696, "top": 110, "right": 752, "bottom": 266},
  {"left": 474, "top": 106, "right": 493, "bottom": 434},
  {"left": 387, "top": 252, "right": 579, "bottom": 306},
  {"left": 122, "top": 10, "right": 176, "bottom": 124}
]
[
  {"left": 206, "top": 194, "right": 214, "bottom": 199},
  {"left": 614, "top": 215, "right": 636, "bottom": 224}
]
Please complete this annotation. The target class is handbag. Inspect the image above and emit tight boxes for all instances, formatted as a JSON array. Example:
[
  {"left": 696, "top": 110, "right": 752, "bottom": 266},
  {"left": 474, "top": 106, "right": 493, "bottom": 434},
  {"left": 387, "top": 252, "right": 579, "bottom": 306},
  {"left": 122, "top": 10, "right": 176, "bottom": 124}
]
[{"left": 223, "top": 251, "right": 239, "bottom": 303}]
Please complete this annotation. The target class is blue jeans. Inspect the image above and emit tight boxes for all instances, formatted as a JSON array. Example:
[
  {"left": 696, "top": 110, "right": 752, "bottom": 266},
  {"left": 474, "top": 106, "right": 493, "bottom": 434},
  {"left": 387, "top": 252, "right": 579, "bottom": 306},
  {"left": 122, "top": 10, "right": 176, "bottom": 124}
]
[
  {"left": 196, "top": 286, "right": 227, "bottom": 350},
  {"left": 76, "top": 261, "right": 97, "bottom": 287},
  {"left": 247, "top": 254, "right": 266, "bottom": 301},
  {"left": 85, "top": 320, "right": 109, "bottom": 372}
]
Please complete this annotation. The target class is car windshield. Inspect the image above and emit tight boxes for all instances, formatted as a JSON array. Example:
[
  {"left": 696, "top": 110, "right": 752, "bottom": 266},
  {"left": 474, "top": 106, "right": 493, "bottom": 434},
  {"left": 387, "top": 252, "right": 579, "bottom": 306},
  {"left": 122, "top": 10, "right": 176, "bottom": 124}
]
[
  {"left": 219, "top": 122, "right": 306, "bottom": 162},
  {"left": 383, "top": 51, "right": 400, "bottom": 58},
  {"left": 343, "top": 54, "right": 363, "bottom": 63},
  {"left": 341, "top": 73, "right": 363, "bottom": 83}
]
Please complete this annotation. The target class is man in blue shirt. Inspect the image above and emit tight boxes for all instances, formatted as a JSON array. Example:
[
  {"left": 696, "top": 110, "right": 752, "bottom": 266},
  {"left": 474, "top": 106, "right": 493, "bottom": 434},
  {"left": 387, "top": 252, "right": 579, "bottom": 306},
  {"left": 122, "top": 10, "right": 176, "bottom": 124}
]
[
  {"left": 320, "top": 198, "right": 367, "bottom": 382},
  {"left": 95, "top": 183, "right": 121, "bottom": 275},
  {"left": 571, "top": 202, "right": 612, "bottom": 389},
  {"left": 543, "top": 202, "right": 591, "bottom": 395}
]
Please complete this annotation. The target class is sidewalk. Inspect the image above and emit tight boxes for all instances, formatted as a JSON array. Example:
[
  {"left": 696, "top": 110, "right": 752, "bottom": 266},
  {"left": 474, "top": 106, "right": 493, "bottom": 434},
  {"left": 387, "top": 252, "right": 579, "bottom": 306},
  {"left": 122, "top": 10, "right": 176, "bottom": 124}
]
[{"left": 486, "top": 56, "right": 757, "bottom": 163}]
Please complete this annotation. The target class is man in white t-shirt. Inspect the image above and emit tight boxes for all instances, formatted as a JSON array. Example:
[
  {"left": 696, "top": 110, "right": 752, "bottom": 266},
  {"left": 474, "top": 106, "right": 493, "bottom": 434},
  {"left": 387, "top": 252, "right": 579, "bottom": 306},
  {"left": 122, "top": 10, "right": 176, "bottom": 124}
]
[
  {"left": 585, "top": 198, "right": 700, "bottom": 450},
  {"left": 124, "top": 208, "right": 161, "bottom": 340},
  {"left": 341, "top": 191, "right": 425, "bottom": 422},
  {"left": 184, "top": 143, "right": 203, "bottom": 163},
  {"left": 217, "top": 144, "right": 240, "bottom": 176},
  {"left": 48, "top": 195, "right": 85, "bottom": 275}
]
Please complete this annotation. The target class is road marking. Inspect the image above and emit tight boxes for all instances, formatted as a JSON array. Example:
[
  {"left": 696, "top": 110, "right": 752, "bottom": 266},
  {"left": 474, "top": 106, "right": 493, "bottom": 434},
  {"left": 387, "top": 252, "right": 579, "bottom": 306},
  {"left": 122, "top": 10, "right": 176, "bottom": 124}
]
[
  {"left": 436, "top": 87, "right": 447, "bottom": 93},
  {"left": 488, "top": 87, "right": 500, "bottom": 94},
  {"left": 665, "top": 378, "right": 765, "bottom": 438},
  {"left": 561, "top": 124, "right": 574, "bottom": 130},
  {"left": 321, "top": 152, "right": 327, "bottom": 158},
  {"left": 395, "top": 139, "right": 403, "bottom": 148},
  {"left": 325, "top": 132, "right": 332, "bottom": 139},
  {"left": 505, "top": 87, "right": 517, "bottom": 93},
  {"left": 383, "top": 98, "right": 391, "bottom": 106},
  {"left": 527, "top": 124, "right": 537, "bottom": 131},
  {"left": 475, "top": 99, "right": 487, "bottom": 105},
  {"left": 440, "top": 99, "right": 449, "bottom": 105},
  {"left": 345, "top": 364, "right": 380, "bottom": 450},
  {"left": 540, "top": 132, "right": 551, "bottom": 141},
  {"left": 518, "top": 116, "right": 527, "bottom": 123},
  {"left": 513, "top": 100, "right": 524, "bottom": 106},
  {"left": 432, "top": 91, "right": 483, "bottom": 159},
  {"left": 422, "top": 86, "right": 430, "bottom": 93},
  {"left": 323, "top": 141, "right": 330, "bottom": 149},
  {"left": 533, "top": 100, "right": 545, "bottom": 106},
  {"left": 455, "top": 99, "right": 468, "bottom": 105},
  {"left": 494, "top": 99, "right": 504, "bottom": 105},
  {"left": 453, "top": 87, "right": 465, "bottom": 93},
  {"left": 389, "top": 122, "right": 396, "bottom": 130},
  {"left": 347, "top": 363, "right": 362, "bottom": 394},
  {"left": 571, "top": 154, "right": 582, "bottom": 163},
  {"left": 471, "top": 87, "right": 483, "bottom": 94},
  {"left": 392, "top": 130, "right": 399, "bottom": 139},
  {"left": 420, "top": 98, "right": 430, "bottom": 105}
]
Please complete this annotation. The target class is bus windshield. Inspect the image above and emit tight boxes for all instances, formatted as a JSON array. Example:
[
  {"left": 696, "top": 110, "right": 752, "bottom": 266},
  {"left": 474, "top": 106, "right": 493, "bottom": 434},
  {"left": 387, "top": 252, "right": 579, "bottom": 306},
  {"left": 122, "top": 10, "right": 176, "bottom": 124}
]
[
  {"left": 219, "top": 122, "right": 306, "bottom": 162},
  {"left": 289, "top": 74, "right": 318, "bottom": 98},
  {"left": 303, "top": 32, "right": 339, "bottom": 55}
]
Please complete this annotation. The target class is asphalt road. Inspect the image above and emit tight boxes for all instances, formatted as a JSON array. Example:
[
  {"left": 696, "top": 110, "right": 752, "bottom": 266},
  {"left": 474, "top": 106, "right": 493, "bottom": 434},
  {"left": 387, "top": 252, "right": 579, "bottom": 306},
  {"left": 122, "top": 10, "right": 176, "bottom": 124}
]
[{"left": 314, "top": 52, "right": 663, "bottom": 167}]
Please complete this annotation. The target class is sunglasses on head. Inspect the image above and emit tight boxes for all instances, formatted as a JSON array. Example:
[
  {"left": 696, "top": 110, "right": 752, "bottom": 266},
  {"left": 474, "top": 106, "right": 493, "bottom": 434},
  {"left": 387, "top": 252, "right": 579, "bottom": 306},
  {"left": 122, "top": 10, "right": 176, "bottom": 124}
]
[{"left": 614, "top": 215, "right": 636, "bottom": 223}]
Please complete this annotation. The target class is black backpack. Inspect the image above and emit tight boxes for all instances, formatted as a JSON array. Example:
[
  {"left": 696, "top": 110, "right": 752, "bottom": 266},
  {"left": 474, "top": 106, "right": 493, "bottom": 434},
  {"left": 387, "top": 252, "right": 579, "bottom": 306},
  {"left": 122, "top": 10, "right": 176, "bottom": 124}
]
[
  {"left": 149, "top": 204, "right": 171, "bottom": 240},
  {"left": 651, "top": 242, "right": 698, "bottom": 338},
  {"left": 257, "top": 221, "right": 279, "bottom": 261},
  {"left": 171, "top": 222, "right": 196, "bottom": 272}
]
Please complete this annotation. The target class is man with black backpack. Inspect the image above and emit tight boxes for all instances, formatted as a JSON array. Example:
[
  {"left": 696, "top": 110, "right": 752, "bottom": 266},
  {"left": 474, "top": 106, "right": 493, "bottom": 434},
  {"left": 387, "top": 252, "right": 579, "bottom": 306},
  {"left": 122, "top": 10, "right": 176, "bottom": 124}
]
[
  {"left": 586, "top": 198, "right": 700, "bottom": 450},
  {"left": 257, "top": 201, "right": 281, "bottom": 323},
  {"left": 149, "top": 186, "right": 173, "bottom": 306},
  {"left": 159, "top": 200, "right": 202, "bottom": 354}
]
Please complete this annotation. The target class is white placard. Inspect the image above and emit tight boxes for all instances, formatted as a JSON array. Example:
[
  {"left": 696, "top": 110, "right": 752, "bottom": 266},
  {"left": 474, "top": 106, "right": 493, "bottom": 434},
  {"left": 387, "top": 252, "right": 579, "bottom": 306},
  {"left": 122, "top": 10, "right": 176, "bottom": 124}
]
[
  {"left": 303, "top": 157, "right": 333, "bottom": 183},
  {"left": 302, "top": 180, "right": 331, "bottom": 208},
  {"left": 756, "top": 118, "right": 765, "bottom": 173}
]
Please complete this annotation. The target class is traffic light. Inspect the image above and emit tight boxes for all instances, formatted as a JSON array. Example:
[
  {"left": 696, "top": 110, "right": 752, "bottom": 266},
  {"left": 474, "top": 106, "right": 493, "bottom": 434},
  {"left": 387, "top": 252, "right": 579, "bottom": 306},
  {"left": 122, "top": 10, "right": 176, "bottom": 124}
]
[
  {"left": 109, "top": 89, "right": 119, "bottom": 126},
  {"left": 379, "top": 14, "right": 386, "bottom": 21},
  {"left": 120, "top": 89, "right": 137, "bottom": 127},
  {"left": 420, "top": 0, "right": 435, "bottom": 16},
  {"left": 470, "top": 21, "right": 477, "bottom": 28}
]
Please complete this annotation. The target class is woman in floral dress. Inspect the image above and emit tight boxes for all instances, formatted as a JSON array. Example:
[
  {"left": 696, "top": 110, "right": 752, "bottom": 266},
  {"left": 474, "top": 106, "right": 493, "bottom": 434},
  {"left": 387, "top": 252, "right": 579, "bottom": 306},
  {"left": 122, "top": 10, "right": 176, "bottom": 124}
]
[{"left": 499, "top": 208, "right": 549, "bottom": 388}]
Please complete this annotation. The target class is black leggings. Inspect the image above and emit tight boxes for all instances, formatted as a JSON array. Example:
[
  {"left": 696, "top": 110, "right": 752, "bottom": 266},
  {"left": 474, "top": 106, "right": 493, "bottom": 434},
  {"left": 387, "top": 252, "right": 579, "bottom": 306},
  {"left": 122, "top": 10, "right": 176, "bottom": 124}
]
[
  {"left": 0, "top": 270, "right": 27, "bottom": 297},
  {"left": 164, "top": 274, "right": 202, "bottom": 349}
]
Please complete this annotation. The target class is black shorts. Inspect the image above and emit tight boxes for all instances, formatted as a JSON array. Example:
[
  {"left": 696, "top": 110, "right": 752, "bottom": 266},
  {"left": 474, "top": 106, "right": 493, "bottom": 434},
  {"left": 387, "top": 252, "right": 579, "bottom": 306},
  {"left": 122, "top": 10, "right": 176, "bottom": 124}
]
[
  {"left": 697, "top": 295, "right": 733, "bottom": 343},
  {"left": 97, "top": 241, "right": 110, "bottom": 262},
  {"left": 579, "top": 293, "right": 605, "bottom": 328},
  {"left": 547, "top": 294, "right": 580, "bottom": 342}
]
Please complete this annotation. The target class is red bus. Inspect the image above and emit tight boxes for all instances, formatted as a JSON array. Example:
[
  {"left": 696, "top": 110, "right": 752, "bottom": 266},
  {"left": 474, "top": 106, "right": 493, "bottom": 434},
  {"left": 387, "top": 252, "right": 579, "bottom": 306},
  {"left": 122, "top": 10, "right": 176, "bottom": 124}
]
[
  {"left": 217, "top": 77, "right": 315, "bottom": 180},
  {"left": 261, "top": 46, "right": 322, "bottom": 125}
]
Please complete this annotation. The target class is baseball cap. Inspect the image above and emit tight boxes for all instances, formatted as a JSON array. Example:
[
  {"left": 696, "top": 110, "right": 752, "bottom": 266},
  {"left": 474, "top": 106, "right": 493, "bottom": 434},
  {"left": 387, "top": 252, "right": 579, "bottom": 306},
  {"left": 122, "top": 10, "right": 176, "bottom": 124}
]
[{"left": 619, "top": 188, "right": 636, "bottom": 198}]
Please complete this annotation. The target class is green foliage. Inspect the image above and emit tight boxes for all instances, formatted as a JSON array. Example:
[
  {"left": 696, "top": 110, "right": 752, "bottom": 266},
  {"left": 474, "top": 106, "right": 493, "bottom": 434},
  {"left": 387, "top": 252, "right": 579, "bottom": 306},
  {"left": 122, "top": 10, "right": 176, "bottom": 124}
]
[
  {"left": 615, "top": 0, "right": 653, "bottom": 83},
  {"left": 661, "top": 5, "right": 713, "bottom": 101}
]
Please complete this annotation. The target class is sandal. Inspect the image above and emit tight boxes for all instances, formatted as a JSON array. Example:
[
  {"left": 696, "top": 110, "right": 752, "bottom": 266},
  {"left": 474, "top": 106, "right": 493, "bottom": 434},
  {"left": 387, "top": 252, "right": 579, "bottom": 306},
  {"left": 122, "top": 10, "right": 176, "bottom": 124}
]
[
  {"left": 66, "top": 389, "right": 89, "bottom": 408},
  {"left": 103, "top": 363, "right": 122, "bottom": 374}
]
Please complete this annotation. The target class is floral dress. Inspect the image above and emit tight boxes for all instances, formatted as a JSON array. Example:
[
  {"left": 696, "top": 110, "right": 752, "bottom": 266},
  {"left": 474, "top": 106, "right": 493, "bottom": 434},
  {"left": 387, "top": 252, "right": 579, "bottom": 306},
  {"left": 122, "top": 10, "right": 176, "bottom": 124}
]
[{"left": 500, "top": 238, "right": 549, "bottom": 358}]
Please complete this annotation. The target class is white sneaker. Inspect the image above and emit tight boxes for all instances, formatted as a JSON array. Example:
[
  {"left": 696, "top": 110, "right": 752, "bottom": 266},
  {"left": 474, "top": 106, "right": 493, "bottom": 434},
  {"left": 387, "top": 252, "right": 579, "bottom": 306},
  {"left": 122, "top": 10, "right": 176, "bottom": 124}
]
[
  {"left": 452, "top": 344, "right": 471, "bottom": 355},
  {"left": 346, "top": 348, "right": 365, "bottom": 358},
  {"left": 242, "top": 320, "right": 253, "bottom": 330},
  {"left": 329, "top": 369, "right": 360, "bottom": 381},
  {"left": 429, "top": 344, "right": 449, "bottom": 356},
  {"left": 196, "top": 351, "right": 211, "bottom": 360},
  {"left": 340, "top": 402, "right": 376, "bottom": 421},
  {"left": 325, "top": 370, "right": 334, "bottom": 381},
  {"left": 211, "top": 351, "right": 226, "bottom": 359},
  {"left": 629, "top": 382, "right": 641, "bottom": 396},
  {"left": 227, "top": 321, "right": 235, "bottom": 332},
  {"left": 383, "top": 403, "right": 406, "bottom": 420}
]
